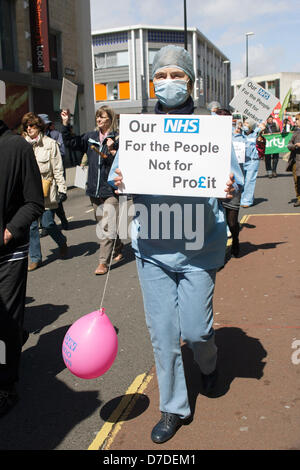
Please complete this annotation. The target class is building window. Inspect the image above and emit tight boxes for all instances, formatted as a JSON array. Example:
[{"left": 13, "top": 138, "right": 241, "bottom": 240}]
[
  {"left": 149, "top": 49, "right": 160, "bottom": 65},
  {"left": 267, "top": 79, "right": 280, "bottom": 99},
  {"left": 95, "top": 81, "right": 130, "bottom": 101},
  {"left": 49, "top": 32, "right": 62, "bottom": 79},
  {"left": 0, "top": 0, "right": 17, "bottom": 71},
  {"left": 94, "top": 51, "right": 128, "bottom": 69},
  {"left": 95, "top": 54, "right": 105, "bottom": 69},
  {"left": 148, "top": 30, "right": 184, "bottom": 44},
  {"left": 95, "top": 83, "right": 107, "bottom": 101},
  {"left": 92, "top": 32, "right": 128, "bottom": 46},
  {"left": 119, "top": 81, "right": 130, "bottom": 100},
  {"left": 149, "top": 81, "right": 156, "bottom": 99},
  {"left": 0, "top": 83, "right": 29, "bottom": 129}
]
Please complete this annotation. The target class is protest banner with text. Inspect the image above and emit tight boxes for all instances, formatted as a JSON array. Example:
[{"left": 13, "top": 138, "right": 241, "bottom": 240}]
[
  {"left": 264, "top": 132, "right": 293, "bottom": 154},
  {"left": 230, "top": 79, "right": 280, "bottom": 124},
  {"left": 118, "top": 114, "right": 232, "bottom": 198},
  {"left": 60, "top": 78, "right": 78, "bottom": 115}
]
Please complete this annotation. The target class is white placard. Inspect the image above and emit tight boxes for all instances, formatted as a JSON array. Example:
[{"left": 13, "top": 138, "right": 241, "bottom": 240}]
[
  {"left": 0, "top": 81, "right": 6, "bottom": 104},
  {"left": 118, "top": 114, "right": 232, "bottom": 198},
  {"left": 60, "top": 78, "right": 78, "bottom": 115},
  {"left": 230, "top": 79, "right": 279, "bottom": 124},
  {"left": 74, "top": 165, "right": 88, "bottom": 189},
  {"left": 233, "top": 141, "right": 245, "bottom": 164}
]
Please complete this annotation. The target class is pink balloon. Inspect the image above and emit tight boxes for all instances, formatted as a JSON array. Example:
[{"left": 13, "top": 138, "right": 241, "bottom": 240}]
[{"left": 62, "top": 308, "right": 118, "bottom": 379}]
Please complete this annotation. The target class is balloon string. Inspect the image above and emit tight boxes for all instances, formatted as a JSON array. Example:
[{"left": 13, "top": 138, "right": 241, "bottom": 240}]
[{"left": 99, "top": 197, "right": 127, "bottom": 310}]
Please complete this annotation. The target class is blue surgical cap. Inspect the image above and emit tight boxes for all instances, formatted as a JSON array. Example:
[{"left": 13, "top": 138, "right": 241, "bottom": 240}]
[{"left": 152, "top": 45, "right": 195, "bottom": 83}]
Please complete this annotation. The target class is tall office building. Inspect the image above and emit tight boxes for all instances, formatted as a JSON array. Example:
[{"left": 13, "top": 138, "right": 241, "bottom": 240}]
[
  {"left": 0, "top": 0, "right": 94, "bottom": 133},
  {"left": 92, "top": 25, "right": 231, "bottom": 114}
]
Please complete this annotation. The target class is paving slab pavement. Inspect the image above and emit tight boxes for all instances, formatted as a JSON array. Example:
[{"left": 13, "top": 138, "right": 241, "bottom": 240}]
[{"left": 102, "top": 213, "right": 300, "bottom": 451}]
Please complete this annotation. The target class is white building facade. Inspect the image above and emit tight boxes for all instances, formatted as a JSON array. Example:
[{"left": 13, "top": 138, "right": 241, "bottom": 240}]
[{"left": 92, "top": 25, "right": 231, "bottom": 114}]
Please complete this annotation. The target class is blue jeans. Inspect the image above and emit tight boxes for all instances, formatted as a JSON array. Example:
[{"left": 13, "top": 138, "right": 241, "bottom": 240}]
[
  {"left": 136, "top": 257, "right": 217, "bottom": 419},
  {"left": 241, "top": 158, "right": 260, "bottom": 206},
  {"left": 29, "top": 210, "right": 67, "bottom": 263}
]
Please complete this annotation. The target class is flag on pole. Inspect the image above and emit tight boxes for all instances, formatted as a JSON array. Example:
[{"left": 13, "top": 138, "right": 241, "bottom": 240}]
[
  {"left": 272, "top": 101, "right": 282, "bottom": 131},
  {"left": 278, "top": 88, "right": 292, "bottom": 122}
]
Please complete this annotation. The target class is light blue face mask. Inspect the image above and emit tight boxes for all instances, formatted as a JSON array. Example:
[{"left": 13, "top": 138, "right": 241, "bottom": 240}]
[{"left": 154, "top": 79, "right": 189, "bottom": 107}]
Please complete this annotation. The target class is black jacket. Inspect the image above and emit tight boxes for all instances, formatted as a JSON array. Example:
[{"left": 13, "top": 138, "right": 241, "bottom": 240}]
[
  {"left": 264, "top": 122, "right": 279, "bottom": 134},
  {"left": 62, "top": 125, "right": 119, "bottom": 199},
  {"left": 0, "top": 122, "right": 44, "bottom": 256}
]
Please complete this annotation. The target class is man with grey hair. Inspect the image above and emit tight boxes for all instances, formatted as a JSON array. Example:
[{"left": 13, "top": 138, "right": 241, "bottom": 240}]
[{"left": 112, "top": 45, "right": 242, "bottom": 444}]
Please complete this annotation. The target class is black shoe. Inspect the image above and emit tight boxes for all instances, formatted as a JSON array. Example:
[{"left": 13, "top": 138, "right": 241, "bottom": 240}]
[
  {"left": 61, "top": 220, "right": 69, "bottom": 230},
  {"left": 22, "top": 329, "right": 29, "bottom": 346},
  {"left": 151, "top": 412, "right": 183, "bottom": 444},
  {"left": 0, "top": 387, "right": 19, "bottom": 418},
  {"left": 201, "top": 368, "right": 218, "bottom": 396},
  {"left": 59, "top": 243, "right": 68, "bottom": 259},
  {"left": 294, "top": 201, "right": 300, "bottom": 207}
]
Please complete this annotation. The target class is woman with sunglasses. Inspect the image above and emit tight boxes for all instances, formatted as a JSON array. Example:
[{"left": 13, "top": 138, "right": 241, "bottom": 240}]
[{"left": 21, "top": 113, "right": 68, "bottom": 271}]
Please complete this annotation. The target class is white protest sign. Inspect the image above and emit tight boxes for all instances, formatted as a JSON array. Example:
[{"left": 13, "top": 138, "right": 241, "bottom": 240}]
[
  {"left": 74, "top": 165, "right": 88, "bottom": 189},
  {"left": 118, "top": 114, "right": 232, "bottom": 198},
  {"left": 233, "top": 141, "right": 245, "bottom": 164},
  {"left": 0, "top": 81, "right": 6, "bottom": 104},
  {"left": 60, "top": 78, "right": 78, "bottom": 114},
  {"left": 230, "top": 79, "right": 279, "bottom": 124}
]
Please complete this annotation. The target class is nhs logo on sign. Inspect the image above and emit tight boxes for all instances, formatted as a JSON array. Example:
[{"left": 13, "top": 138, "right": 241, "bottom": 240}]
[{"left": 164, "top": 118, "right": 199, "bottom": 133}]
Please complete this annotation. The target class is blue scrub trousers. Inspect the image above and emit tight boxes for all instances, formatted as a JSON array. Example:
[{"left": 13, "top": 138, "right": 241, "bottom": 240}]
[
  {"left": 241, "top": 158, "right": 260, "bottom": 206},
  {"left": 29, "top": 210, "right": 67, "bottom": 263},
  {"left": 136, "top": 257, "right": 217, "bottom": 419}
]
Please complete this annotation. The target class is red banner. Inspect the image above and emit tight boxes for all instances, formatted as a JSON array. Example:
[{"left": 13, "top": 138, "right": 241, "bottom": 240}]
[
  {"left": 29, "top": 0, "right": 50, "bottom": 73},
  {"left": 271, "top": 101, "right": 283, "bottom": 131}
]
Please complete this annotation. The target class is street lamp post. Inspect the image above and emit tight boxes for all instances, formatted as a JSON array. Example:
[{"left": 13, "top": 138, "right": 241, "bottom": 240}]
[
  {"left": 184, "top": 0, "right": 187, "bottom": 50},
  {"left": 223, "top": 60, "right": 230, "bottom": 106},
  {"left": 245, "top": 32, "right": 254, "bottom": 77}
]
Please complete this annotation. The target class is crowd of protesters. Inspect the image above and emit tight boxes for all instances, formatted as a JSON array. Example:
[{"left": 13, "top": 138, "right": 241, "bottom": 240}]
[{"left": 1, "top": 45, "right": 300, "bottom": 447}]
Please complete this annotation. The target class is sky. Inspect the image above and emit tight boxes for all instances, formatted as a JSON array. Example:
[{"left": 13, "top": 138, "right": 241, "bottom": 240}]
[{"left": 90, "top": 0, "right": 300, "bottom": 81}]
